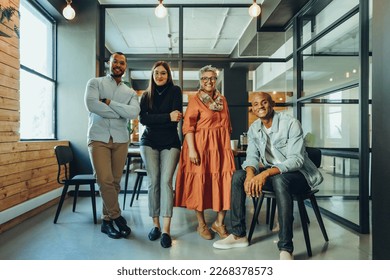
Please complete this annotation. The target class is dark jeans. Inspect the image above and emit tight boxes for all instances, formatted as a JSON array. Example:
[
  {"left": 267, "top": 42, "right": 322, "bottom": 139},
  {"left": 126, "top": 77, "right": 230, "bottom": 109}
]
[{"left": 230, "top": 169, "right": 310, "bottom": 253}]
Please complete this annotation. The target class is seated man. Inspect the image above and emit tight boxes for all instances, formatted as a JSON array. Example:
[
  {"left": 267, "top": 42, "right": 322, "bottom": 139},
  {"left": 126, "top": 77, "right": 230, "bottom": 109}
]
[{"left": 213, "top": 92, "right": 323, "bottom": 260}]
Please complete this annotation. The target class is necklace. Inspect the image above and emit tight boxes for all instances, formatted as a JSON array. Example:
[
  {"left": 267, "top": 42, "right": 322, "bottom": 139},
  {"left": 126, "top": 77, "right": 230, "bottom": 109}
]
[{"left": 156, "top": 86, "right": 168, "bottom": 96}]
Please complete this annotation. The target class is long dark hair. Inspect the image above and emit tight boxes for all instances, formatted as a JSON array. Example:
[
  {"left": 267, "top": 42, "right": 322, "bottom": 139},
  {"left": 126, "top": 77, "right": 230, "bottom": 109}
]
[{"left": 144, "top": 61, "right": 174, "bottom": 110}]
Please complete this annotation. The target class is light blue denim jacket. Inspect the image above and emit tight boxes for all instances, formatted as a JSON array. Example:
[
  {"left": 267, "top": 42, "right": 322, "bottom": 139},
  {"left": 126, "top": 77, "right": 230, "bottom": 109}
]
[
  {"left": 84, "top": 75, "right": 140, "bottom": 144},
  {"left": 242, "top": 112, "right": 323, "bottom": 188}
]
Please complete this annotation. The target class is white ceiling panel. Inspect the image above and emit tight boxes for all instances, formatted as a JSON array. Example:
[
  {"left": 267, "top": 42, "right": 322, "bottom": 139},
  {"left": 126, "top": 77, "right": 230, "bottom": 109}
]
[{"left": 105, "top": 4, "right": 253, "bottom": 55}]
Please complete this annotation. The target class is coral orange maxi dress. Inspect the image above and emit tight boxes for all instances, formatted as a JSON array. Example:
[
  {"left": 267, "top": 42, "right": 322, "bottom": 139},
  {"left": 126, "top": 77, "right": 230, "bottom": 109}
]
[{"left": 174, "top": 94, "right": 236, "bottom": 212}]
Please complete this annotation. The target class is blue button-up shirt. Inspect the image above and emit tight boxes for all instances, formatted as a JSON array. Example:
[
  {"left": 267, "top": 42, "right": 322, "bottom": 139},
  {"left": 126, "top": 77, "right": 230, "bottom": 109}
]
[
  {"left": 242, "top": 111, "right": 323, "bottom": 188},
  {"left": 84, "top": 75, "right": 140, "bottom": 144}
]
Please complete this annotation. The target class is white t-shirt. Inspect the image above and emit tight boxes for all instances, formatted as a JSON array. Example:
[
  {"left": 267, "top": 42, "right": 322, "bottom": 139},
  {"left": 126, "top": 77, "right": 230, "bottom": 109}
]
[{"left": 264, "top": 126, "right": 280, "bottom": 165}]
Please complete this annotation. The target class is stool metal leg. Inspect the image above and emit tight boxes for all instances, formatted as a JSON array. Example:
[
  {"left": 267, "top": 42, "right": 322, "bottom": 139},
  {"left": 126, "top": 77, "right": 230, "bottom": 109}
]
[
  {"left": 136, "top": 176, "right": 144, "bottom": 200},
  {"left": 72, "top": 184, "right": 79, "bottom": 212},
  {"left": 53, "top": 184, "right": 69, "bottom": 224},
  {"left": 269, "top": 198, "right": 277, "bottom": 230},
  {"left": 310, "top": 195, "right": 329, "bottom": 241},
  {"left": 130, "top": 174, "right": 141, "bottom": 207},
  {"left": 123, "top": 156, "right": 131, "bottom": 210},
  {"left": 248, "top": 194, "right": 265, "bottom": 243},
  {"left": 90, "top": 183, "right": 97, "bottom": 224},
  {"left": 297, "top": 198, "right": 312, "bottom": 257}
]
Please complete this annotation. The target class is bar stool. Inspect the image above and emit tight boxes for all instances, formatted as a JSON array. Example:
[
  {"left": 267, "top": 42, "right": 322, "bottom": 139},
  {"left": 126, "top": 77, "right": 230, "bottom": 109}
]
[
  {"left": 123, "top": 168, "right": 147, "bottom": 209},
  {"left": 124, "top": 147, "right": 142, "bottom": 195}
]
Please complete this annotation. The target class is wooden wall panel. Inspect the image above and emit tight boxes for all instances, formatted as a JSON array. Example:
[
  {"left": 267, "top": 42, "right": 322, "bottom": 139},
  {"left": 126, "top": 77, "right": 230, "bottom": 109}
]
[
  {"left": 0, "top": 140, "right": 69, "bottom": 154},
  {"left": 0, "top": 97, "right": 19, "bottom": 110},
  {"left": 0, "top": 49, "right": 19, "bottom": 68},
  {"left": 0, "top": 120, "right": 18, "bottom": 132},
  {"left": 0, "top": 60, "right": 19, "bottom": 79},
  {"left": 0, "top": 149, "right": 53, "bottom": 165},
  {"left": 0, "top": 180, "right": 59, "bottom": 211},
  {"left": 0, "top": 108, "right": 19, "bottom": 121},
  {"left": 0, "top": 30, "right": 18, "bottom": 48},
  {"left": 0, "top": 38, "right": 18, "bottom": 59},
  {"left": 0, "top": 85, "right": 18, "bottom": 100},
  {"left": 0, "top": 131, "right": 18, "bottom": 142},
  {"left": 0, "top": 164, "right": 58, "bottom": 188},
  {"left": 0, "top": 143, "right": 69, "bottom": 211},
  {"left": 0, "top": 73, "right": 18, "bottom": 90}
]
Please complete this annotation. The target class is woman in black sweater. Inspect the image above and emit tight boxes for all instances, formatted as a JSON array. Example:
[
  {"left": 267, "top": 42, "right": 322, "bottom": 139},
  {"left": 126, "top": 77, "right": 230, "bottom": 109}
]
[{"left": 139, "top": 61, "right": 183, "bottom": 248}]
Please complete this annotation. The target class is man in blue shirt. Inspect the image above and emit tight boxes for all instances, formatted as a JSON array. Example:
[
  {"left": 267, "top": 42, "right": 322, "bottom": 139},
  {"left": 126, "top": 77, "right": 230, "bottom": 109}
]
[
  {"left": 85, "top": 52, "right": 140, "bottom": 239},
  {"left": 213, "top": 92, "right": 322, "bottom": 260}
]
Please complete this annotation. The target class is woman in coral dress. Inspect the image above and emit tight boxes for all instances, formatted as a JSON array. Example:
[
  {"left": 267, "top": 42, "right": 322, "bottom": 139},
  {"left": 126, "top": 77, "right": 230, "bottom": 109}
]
[{"left": 175, "top": 65, "right": 235, "bottom": 241}]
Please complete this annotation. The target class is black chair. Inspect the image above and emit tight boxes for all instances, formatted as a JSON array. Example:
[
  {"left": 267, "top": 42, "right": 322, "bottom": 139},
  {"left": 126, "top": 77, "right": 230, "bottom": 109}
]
[
  {"left": 248, "top": 147, "right": 329, "bottom": 257},
  {"left": 123, "top": 168, "right": 147, "bottom": 209},
  {"left": 53, "top": 145, "right": 97, "bottom": 224}
]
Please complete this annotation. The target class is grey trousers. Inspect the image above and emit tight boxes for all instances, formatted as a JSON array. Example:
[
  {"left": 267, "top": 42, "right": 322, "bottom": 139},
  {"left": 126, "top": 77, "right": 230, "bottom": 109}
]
[{"left": 140, "top": 146, "right": 180, "bottom": 218}]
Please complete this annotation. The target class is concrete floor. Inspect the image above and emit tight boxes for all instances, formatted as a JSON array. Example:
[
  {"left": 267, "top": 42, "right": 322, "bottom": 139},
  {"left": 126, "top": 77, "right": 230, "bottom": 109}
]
[{"left": 0, "top": 173, "right": 372, "bottom": 260}]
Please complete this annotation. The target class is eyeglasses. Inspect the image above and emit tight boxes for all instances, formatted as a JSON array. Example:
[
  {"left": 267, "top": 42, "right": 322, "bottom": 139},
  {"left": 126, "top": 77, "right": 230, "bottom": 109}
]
[{"left": 201, "top": 77, "right": 217, "bottom": 82}]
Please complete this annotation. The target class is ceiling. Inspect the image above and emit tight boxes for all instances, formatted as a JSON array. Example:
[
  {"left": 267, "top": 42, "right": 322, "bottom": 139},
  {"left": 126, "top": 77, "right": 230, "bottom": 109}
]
[
  {"left": 102, "top": 1, "right": 263, "bottom": 57},
  {"left": 97, "top": 1, "right": 363, "bottom": 93},
  {"left": 104, "top": 7, "right": 252, "bottom": 56},
  {"left": 100, "top": 0, "right": 312, "bottom": 57},
  {"left": 99, "top": 0, "right": 311, "bottom": 80}
]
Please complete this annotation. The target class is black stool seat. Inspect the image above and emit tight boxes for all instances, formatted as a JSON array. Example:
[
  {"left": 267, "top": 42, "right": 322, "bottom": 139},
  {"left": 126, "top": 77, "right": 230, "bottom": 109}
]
[{"left": 123, "top": 168, "right": 147, "bottom": 209}]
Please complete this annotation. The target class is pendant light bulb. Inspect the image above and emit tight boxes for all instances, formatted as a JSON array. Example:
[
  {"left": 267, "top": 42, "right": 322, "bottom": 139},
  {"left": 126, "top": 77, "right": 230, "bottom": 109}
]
[
  {"left": 63, "top": 0, "right": 75, "bottom": 20},
  {"left": 248, "top": 1, "right": 261, "bottom": 17},
  {"left": 155, "top": 0, "right": 167, "bottom": 19}
]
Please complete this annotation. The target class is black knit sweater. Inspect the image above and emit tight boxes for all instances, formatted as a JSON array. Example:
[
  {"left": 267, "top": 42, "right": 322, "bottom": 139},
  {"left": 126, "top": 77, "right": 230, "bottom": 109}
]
[{"left": 139, "top": 84, "right": 183, "bottom": 150}]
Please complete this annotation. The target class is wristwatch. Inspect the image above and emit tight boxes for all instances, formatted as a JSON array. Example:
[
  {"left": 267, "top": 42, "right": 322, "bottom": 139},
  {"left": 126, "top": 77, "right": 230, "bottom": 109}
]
[{"left": 101, "top": 98, "right": 107, "bottom": 104}]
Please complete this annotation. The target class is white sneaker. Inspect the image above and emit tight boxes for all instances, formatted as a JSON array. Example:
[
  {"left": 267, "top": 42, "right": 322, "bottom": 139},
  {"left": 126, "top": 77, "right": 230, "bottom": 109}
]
[
  {"left": 213, "top": 234, "right": 249, "bottom": 249},
  {"left": 279, "top": 250, "right": 294, "bottom": 260}
]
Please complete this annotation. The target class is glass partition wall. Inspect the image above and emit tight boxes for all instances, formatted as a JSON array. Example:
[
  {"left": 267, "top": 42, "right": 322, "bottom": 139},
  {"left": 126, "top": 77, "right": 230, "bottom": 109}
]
[
  {"left": 101, "top": 3, "right": 289, "bottom": 141},
  {"left": 99, "top": 0, "right": 371, "bottom": 233},
  {"left": 296, "top": 0, "right": 371, "bottom": 233}
]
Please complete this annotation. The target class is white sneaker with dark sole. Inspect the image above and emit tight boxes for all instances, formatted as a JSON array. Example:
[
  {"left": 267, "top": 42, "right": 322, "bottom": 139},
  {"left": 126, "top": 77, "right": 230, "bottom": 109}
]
[
  {"left": 213, "top": 234, "right": 249, "bottom": 249},
  {"left": 279, "top": 250, "right": 294, "bottom": 260}
]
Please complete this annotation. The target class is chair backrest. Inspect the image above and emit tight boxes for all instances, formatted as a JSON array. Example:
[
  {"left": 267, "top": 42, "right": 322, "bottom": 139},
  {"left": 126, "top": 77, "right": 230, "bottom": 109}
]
[
  {"left": 306, "top": 147, "right": 321, "bottom": 168},
  {"left": 54, "top": 145, "right": 73, "bottom": 184}
]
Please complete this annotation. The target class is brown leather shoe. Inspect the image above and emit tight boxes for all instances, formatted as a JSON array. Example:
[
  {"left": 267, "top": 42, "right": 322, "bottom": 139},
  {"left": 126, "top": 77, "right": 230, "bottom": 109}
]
[
  {"left": 211, "top": 222, "right": 229, "bottom": 239},
  {"left": 197, "top": 224, "right": 213, "bottom": 240}
]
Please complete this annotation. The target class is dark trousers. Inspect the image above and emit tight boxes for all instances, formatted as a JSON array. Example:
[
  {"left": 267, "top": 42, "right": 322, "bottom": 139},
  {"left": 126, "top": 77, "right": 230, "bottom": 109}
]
[{"left": 230, "top": 169, "right": 310, "bottom": 253}]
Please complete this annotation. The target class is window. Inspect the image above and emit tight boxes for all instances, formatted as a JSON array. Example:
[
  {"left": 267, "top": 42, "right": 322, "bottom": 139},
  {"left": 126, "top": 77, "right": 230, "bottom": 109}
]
[{"left": 19, "top": 0, "right": 55, "bottom": 139}]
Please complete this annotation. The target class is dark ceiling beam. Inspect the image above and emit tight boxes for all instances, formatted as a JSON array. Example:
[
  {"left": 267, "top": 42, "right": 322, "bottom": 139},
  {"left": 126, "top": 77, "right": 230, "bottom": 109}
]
[
  {"left": 229, "top": 0, "right": 311, "bottom": 69},
  {"left": 258, "top": 0, "right": 310, "bottom": 31}
]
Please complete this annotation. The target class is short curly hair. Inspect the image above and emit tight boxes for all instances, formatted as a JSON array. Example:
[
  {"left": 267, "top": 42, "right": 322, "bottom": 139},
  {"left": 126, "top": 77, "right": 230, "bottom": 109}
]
[{"left": 198, "top": 65, "right": 218, "bottom": 79}]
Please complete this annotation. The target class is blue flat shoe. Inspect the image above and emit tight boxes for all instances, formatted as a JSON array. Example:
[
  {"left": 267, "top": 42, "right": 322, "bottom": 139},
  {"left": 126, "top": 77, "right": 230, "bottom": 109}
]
[
  {"left": 160, "top": 233, "right": 172, "bottom": 248},
  {"left": 148, "top": 227, "right": 161, "bottom": 241}
]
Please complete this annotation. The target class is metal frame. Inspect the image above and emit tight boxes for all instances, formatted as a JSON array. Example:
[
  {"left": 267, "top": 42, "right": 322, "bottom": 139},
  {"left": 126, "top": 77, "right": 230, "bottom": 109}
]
[
  {"left": 291, "top": 0, "right": 370, "bottom": 234},
  {"left": 19, "top": 0, "right": 57, "bottom": 141}
]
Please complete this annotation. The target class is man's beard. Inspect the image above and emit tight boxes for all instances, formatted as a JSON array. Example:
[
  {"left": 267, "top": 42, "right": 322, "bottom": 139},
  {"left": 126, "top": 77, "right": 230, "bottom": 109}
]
[
  {"left": 111, "top": 73, "right": 123, "bottom": 78},
  {"left": 110, "top": 67, "right": 124, "bottom": 78}
]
